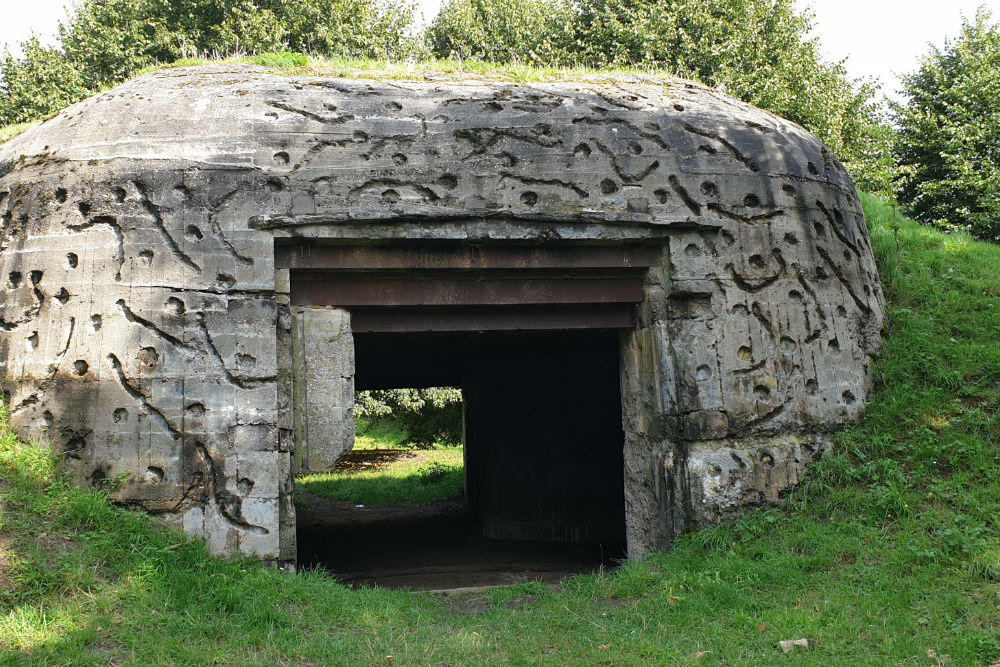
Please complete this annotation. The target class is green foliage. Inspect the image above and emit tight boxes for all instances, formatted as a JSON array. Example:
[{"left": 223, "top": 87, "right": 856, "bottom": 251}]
[
  {"left": 428, "top": 0, "right": 895, "bottom": 194},
  {"left": 893, "top": 8, "right": 1000, "bottom": 242},
  {"left": 355, "top": 387, "right": 463, "bottom": 447},
  {"left": 0, "top": 37, "right": 90, "bottom": 125}
]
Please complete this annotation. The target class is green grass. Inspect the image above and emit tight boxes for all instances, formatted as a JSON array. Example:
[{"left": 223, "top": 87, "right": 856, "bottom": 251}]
[
  {"left": 296, "top": 419, "right": 465, "bottom": 506},
  {"left": 1, "top": 194, "right": 1000, "bottom": 665},
  {"left": 0, "top": 120, "right": 39, "bottom": 144}
]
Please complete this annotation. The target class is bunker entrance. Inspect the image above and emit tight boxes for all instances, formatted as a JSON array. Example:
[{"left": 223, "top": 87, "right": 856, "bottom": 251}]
[
  {"left": 284, "top": 242, "right": 654, "bottom": 588},
  {"left": 296, "top": 330, "right": 627, "bottom": 589}
]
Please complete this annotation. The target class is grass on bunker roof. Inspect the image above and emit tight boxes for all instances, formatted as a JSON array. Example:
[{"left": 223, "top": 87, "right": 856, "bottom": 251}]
[{"left": 1, "top": 193, "right": 1000, "bottom": 665}]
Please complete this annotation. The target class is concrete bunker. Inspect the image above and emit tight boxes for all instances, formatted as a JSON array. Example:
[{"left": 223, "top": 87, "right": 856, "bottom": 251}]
[{"left": 0, "top": 65, "right": 885, "bottom": 569}]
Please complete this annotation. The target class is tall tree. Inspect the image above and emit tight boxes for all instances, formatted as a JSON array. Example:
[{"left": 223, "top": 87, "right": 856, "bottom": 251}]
[{"left": 893, "top": 8, "right": 1000, "bottom": 241}]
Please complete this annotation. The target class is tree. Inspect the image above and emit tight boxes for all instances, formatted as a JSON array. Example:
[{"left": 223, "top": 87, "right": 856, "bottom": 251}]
[
  {"left": 0, "top": 37, "right": 89, "bottom": 126},
  {"left": 893, "top": 8, "right": 1000, "bottom": 241},
  {"left": 428, "top": 0, "right": 895, "bottom": 195}
]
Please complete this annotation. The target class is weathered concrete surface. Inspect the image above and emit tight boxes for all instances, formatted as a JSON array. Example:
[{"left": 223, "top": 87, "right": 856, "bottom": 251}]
[{"left": 0, "top": 65, "right": 885, "bottom": 562}]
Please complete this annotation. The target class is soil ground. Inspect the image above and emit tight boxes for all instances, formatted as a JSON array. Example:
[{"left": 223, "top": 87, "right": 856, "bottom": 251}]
[{"left": 295, "top": 492, "right": 626, "bottom": 590}]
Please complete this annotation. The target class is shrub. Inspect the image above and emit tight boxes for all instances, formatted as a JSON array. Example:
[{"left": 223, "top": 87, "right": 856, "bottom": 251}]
[
  {"left": 893, "top": 8, "right": 1000, "bottom": 242},
  {"left": 0, "top": 37, "right": 90, "bottom": 126},
  {"left": 355, "top": 388, "right": 463, "bottom": 447}
]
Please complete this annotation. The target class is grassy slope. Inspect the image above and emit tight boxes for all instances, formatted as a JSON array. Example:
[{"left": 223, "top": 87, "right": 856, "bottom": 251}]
[{"left": 1, "top": 195, "right": 999, "bottom": 666}]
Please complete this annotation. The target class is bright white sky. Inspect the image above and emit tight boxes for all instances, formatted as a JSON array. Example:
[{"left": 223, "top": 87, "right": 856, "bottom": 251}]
[{"left": 1, "top": 0, "right": 997, "bottom": 102}]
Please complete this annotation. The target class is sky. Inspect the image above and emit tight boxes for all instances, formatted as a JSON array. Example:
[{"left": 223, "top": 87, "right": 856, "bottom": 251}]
[{"left": 1, "top": 0, "right": 997, "bottom": 103}]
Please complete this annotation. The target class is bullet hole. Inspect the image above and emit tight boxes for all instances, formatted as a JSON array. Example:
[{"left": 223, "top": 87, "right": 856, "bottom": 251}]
[
  {"left": 55, "top": 287, "right": 70, "bottom": 305},
  {"left": 782, "top": 184, "right": 796, "bottom": 196},
  {"left": 173, "top": 185, "right": 191, "bottom": 201},
  {"left": 842, "top": 390, "right": 856, "bottom": 405},
  {"left": 844, "top": 249, "right": 853, "bottom": 262},
  {"left": 64, "top": 434, "right": 86, "bottom": 458},
  {"left": 26, "top": 332, "right": 38, "bottom": 350},
  {"left": 112, "top": 407, "right": 128, "bottom": 423},
  {"left": 185, "top": 402, "right": 206, "bottom": 418},
  {"left": 780, "top": 336, "right": 797, "bottom": 353},
  {"left": 743, "top": 193, "right": 760, "bottom": 207},
  {"left": 113, "top": 186, "right": 128, "bottom": 202},
  {"left": 43, "top": 410, "right": 54, "bottom": 426},
  {"left": 828, "top": 338, "right": 840, "bottom": 352},
  {"left": 78, "top": 201, "right": 91, "bottom": 217},
  {"left": 265, "top": 178, "right": 285, "bottom": 192},
  {"left": 312, "top": 177, "right": 333, "bottom": 194},
  {"left": 323, "top": 103, "right": 337, "bottom": 112},
  {"left": 236, "top": 353, "right": 257, "bottom": 372},
  {"left": 520, "top": 191, "right": 538, "bottom": 206},
  {"left": 66, "top": 252, "right": 78, "bottom": 268},
  {"left": 29, "top": 270, "right": 43, "bottom": 285},
  {"left": 55, "top": 188, "right": 67, "bottom": 203},
  {"left": 90, "top": 468, "right": 107, "bottom": 485},
  {"left": 145, "top": 466, "right": 165, "bottom": 483},
  {"left": 815, "top": 266, "right": 829, "bottom": 279},
  {"left": 863, "top": 284, "right": 871, "bottom": 296},
  {"left": 8, "top": 271, "right": 21, "bottom": 288},
  {"left": 753, "top": 385, "right": 771, "bottom": 399},
  {"left": 573, "top": 143, "right": 592, "bottom": 157},
  {"left": 237, "top": 477, "right": 254, "bottom": 495},
  {"left": 136, "top": 347, "right": 159, "bottom": 368},
  {"left": 720, "top": 229, "right": 736, "bottom": 245},
  {"left": 788, "top": 289, "right": 803, "bottom": 301},
  {"left": 90, "top": 314, "right": 102, "bottom": 331},
  {"left": 731, "top": 303, "right": 749, "bottom": 316},
  {"left": 600, "top": 179, "right": 618, "bottom": 195},
  {"left": 264, "top": 111, "right": 279, "bottom": 119},
  {"left": 737, "top": 345, "right": 753, "bottom": 361},
  {"left": 700, "top": 181, "right": 719, "bottom": 197},
  {"left": 628, "top": 142, "right": 643, "bottom": 155},
  {"left": 138, "top": 249, "right": 154, "bottom": 266},
  {"left": 837, "top": 305, "right": 848, "bottom": 317},
  {"left": 684, "top": 243, "right": 702, "bottom": 257},
  {"left": 385, "top": 101, "right": 403, "bottom": 111},
  {"left": 653, "top": 188, "right": 669, "bottom": 204},
  {"left": 274, "top": 151, "right": 290, "bottom": 164},
  {"left": 748, "top": 254, "right": 766, "bottom": 269},
  {"left": 673, "top": 104, "right": 685, "bottom": 112},
  {"left": 437, "top": 174, "right": 458, "bottom": 190},
  {"left": 696, "top": 365, "right": 712, "bottom": 381},
  {"left": 813, "top": 221, "right": 827, "bottom": 237},
  {"left": 807, "top": 162, "right": 819, "bottom": 176},
  {"left": 73, "top": 360, "right": 89, "bottom": 376},
  {"left": 216, "top": 274, "right": 236, "bottom": 289},
  {"left": 184, "top": 225, "right": 203, "bottom": 242},
  {"left": 381, "top": 189, "right": 400, "bottom": 204},
  {"left": 392, "top": 153, "right": 408, "bottom": 166},
  {"left": 698, "top": 144, "right": 717, "bottom": 155},
  {"left": 784, "top": 232, "right": 798, "bottom": 244},
  {"left": 166, "top": 297, "right": 185, "bottom": 316}
]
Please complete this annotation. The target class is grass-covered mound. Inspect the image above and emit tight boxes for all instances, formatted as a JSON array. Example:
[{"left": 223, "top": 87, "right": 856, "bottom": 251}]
[{"left": 1, "top": 194, "right": 998, "bottom": 666}]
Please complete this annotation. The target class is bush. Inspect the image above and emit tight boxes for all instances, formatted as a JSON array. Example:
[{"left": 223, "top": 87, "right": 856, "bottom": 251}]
[
  {"left": 428, "top": 0, "right": 895, "bottom": 195},
  {"left": 355, "top": 388, "right": 463, "bottom": 447},
  {"left": 893, "top": 8, "right": 1000, "bottom": 242}
]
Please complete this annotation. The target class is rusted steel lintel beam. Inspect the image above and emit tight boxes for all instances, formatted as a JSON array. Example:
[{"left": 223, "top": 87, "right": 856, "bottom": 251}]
[
  {"left": 349, "top": 305, "right": 636, "bottom": 332},
  {"left": 275, "top": 243, "right": 662, "bottom": 270},
  {"left": 289, "top": 276, "right": 645, "bottom": 307}
]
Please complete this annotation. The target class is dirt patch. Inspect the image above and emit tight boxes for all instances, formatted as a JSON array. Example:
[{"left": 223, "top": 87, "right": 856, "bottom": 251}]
[
  {"left": 336, "top": 448, "right": 419, "bottom": 473},
  {"left": 0, "top": 534, "right": 14, "bottom": 594}
]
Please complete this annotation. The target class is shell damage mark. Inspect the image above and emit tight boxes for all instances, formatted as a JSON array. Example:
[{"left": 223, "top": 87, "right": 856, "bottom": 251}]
[
  {"left": 682, "top": 123, "right": 758, "bottom": 171},
  {"left": 67, "top": 215, "right": 124, "bottom": 281},
  {"left": 265, "top": 101, "right": 354, "bottom": 125},
  {"left": 816, "top": 200, "right": 861, "bottom": 258},
  {"left": 590, "top": 139, "right": 660, "bottom": 184},
  {"left": 668, "top": 175, "right": 702, "bottom": 215},
  {"left": 106, "top": 353, "right": 182, "bottom": 440},
  {"left": 727, "top": 252, "right": 787, "bottom": 292},
  {"left": 499, "top": 172, "right": 589, "bottom": 199},
  {"left": 116, "top": 299, "right": 201, "bottom": 352},
  {"left": 207, "top": 188, "right": 254, "bottom": 266},
  {"left": 750, "top": 302, "right": 775, "bottom": 338},
  {"left": 815, "top": 246, "right": 873, "bottom": 314},
  {"left": 193, "top": 442, "right": 269, "bottom": 535},
  {"left": 349, "top": 179, "right": 441, "bottom": 202},
  {"left": 571, "top": 116, "right": 668, "bottom": 148},
  {"left": 195, "top": 313, "right": 273, "bottom": 389},
  {"left": 454, "top": 126, "right": 563, "bottom": 159},
  {"left": 133, "top": 181, "right": 202, "bottom": 273},
  {"left": 706, "top": 203, "right": 784, "bottom": 224}
]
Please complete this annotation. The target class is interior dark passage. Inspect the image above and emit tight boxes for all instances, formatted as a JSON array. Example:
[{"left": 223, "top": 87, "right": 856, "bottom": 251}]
[{"left": 296, "top": 330, "right": 628, "bottom": 589}]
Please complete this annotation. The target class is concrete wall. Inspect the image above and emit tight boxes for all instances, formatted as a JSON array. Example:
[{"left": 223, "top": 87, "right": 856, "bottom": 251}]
[{"left": 0, "top": 65, "right": 885, "bottom": 562}]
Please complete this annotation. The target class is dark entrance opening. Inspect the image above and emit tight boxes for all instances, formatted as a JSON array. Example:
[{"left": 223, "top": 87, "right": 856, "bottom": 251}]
[
  {"left": 283, "top": 241, "right": 654, "bottom": 588},
  {"left": 296, "top": 329, "right": 628, "bottom": 589}
]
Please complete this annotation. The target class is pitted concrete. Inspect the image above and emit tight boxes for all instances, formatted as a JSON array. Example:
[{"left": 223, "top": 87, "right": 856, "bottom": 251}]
[{"left": 0, "top": 65, "right": 884, "bottom": 562}]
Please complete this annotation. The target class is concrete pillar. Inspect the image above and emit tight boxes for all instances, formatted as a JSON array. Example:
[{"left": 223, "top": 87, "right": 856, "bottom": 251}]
[{"left": 291, "top": 307, "right": 355, "bottom": 473}]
